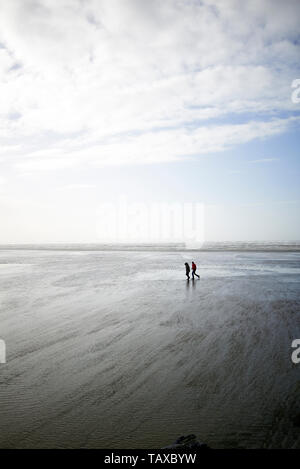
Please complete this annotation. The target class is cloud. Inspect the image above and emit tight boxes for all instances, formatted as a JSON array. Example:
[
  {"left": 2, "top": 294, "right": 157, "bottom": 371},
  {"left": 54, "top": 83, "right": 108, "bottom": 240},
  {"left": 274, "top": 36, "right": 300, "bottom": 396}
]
[
  {"left": 9, "top": 116, "right": 297, "bottom": 172},
  {"left": 249, "top": 158, "right": 279, "bottom": 163},
  {"left": 0, "top": 0, "right": 299, "bottom": 171}
]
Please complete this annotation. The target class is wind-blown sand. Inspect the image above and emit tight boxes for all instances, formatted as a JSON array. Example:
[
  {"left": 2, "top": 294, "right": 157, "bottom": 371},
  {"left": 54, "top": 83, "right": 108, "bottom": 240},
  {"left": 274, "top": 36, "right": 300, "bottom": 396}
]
[{"left": 0, "top": 248, "right": 299, "bottom": 448}]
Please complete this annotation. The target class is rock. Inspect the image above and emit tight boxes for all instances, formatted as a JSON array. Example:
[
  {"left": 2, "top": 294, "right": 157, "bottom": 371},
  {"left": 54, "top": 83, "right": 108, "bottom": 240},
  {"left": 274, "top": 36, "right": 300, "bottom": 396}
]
[{"left": 162, "top": 434, "right": 210, "bottom": 449}]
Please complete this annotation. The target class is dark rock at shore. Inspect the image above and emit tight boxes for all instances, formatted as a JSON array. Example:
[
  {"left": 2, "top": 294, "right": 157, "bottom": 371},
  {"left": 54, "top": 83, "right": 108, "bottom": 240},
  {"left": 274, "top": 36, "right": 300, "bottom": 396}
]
[{"left": 163, "top": 434, "right": 210, "bottom": 449}]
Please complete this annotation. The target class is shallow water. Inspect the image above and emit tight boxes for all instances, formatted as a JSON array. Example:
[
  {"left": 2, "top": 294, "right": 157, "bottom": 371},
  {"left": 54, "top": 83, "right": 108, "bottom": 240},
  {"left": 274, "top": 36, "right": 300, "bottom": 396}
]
[{"left": 0, "top": 249, "right": 299, "bottom": 448}]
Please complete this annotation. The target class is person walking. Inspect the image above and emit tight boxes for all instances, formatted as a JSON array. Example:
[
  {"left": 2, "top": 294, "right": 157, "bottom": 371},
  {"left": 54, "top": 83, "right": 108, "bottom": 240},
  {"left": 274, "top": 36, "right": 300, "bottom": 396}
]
[
  {"left": 191, "top": 261, "right": 200, "bottom": 279},
  {"left": 185, "top": 262, "right": 190, "bottom": 280}
]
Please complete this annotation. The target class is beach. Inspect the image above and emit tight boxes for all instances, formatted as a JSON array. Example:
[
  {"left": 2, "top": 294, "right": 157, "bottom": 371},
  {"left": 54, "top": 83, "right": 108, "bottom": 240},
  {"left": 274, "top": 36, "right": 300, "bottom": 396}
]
[{"left": 0, "top": 246, "right": 299, "bottom": 448}]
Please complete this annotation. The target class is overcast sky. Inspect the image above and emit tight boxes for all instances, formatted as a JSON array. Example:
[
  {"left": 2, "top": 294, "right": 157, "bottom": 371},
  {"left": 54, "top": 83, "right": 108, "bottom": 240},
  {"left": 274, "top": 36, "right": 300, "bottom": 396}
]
[{"left": 0, "top": 0, "right": 299, "bottom": 243}]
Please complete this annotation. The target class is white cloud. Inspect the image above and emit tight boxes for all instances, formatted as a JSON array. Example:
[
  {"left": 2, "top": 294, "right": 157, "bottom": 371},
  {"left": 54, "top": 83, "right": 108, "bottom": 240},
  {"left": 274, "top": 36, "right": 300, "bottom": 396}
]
[
  {"left": 9, "top": 116, "right": 297, "bottom": 172},
  {"left": 249, "top": 158, "right": 279, "bottom": 163},
  {"left": 0, "top": 0, "right": 299, "bottom": 172}
]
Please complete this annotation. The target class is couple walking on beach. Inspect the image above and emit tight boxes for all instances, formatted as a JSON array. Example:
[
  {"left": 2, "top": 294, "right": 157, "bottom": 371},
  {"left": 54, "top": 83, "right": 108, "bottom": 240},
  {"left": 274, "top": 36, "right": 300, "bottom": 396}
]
[{"left": 185, "top": 261, "right": 200, "bottom": 280}]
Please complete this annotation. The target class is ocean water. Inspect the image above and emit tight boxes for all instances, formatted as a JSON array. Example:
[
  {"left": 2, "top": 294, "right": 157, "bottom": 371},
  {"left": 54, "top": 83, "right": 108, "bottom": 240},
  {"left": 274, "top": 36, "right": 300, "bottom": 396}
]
[{"left": 0, "top": 246, "right": 299, "bottom": 448}]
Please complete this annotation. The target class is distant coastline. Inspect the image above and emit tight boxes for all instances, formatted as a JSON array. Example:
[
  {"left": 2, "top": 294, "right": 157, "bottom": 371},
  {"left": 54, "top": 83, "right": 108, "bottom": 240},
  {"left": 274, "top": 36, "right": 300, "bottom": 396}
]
[{"left": 0, "top": 242, "right": 300, "bottom": 252}]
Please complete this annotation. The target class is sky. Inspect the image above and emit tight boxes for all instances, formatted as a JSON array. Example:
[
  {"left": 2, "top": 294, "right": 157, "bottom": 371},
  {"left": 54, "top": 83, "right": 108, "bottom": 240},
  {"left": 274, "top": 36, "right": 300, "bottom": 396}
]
[{"left": 0, "top": 0, "right": 299, "bottom": 243}]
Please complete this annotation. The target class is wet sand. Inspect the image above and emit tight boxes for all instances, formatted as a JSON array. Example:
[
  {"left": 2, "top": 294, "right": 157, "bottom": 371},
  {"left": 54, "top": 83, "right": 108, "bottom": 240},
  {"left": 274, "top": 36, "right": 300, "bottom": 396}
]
[{"left": 0, "top": 249, "right": 299, "bottom": 448}]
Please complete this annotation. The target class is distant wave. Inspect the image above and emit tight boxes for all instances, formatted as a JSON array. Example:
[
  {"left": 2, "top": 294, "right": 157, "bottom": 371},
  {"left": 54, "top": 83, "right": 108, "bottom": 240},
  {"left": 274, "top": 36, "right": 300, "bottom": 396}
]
[
  {"left": 193, "top": 241, "right": 300, "bottom": 252},
  {"left": 0, "top": 241, "right": 300, "bottom": 252}
]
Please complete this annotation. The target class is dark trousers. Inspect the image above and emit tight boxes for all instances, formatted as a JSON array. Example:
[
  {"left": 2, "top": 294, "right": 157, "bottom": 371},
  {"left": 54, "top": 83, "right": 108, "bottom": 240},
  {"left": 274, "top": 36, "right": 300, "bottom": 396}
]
[{"left": 192, "top": 269, "right": 199, "bottom": 279}]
